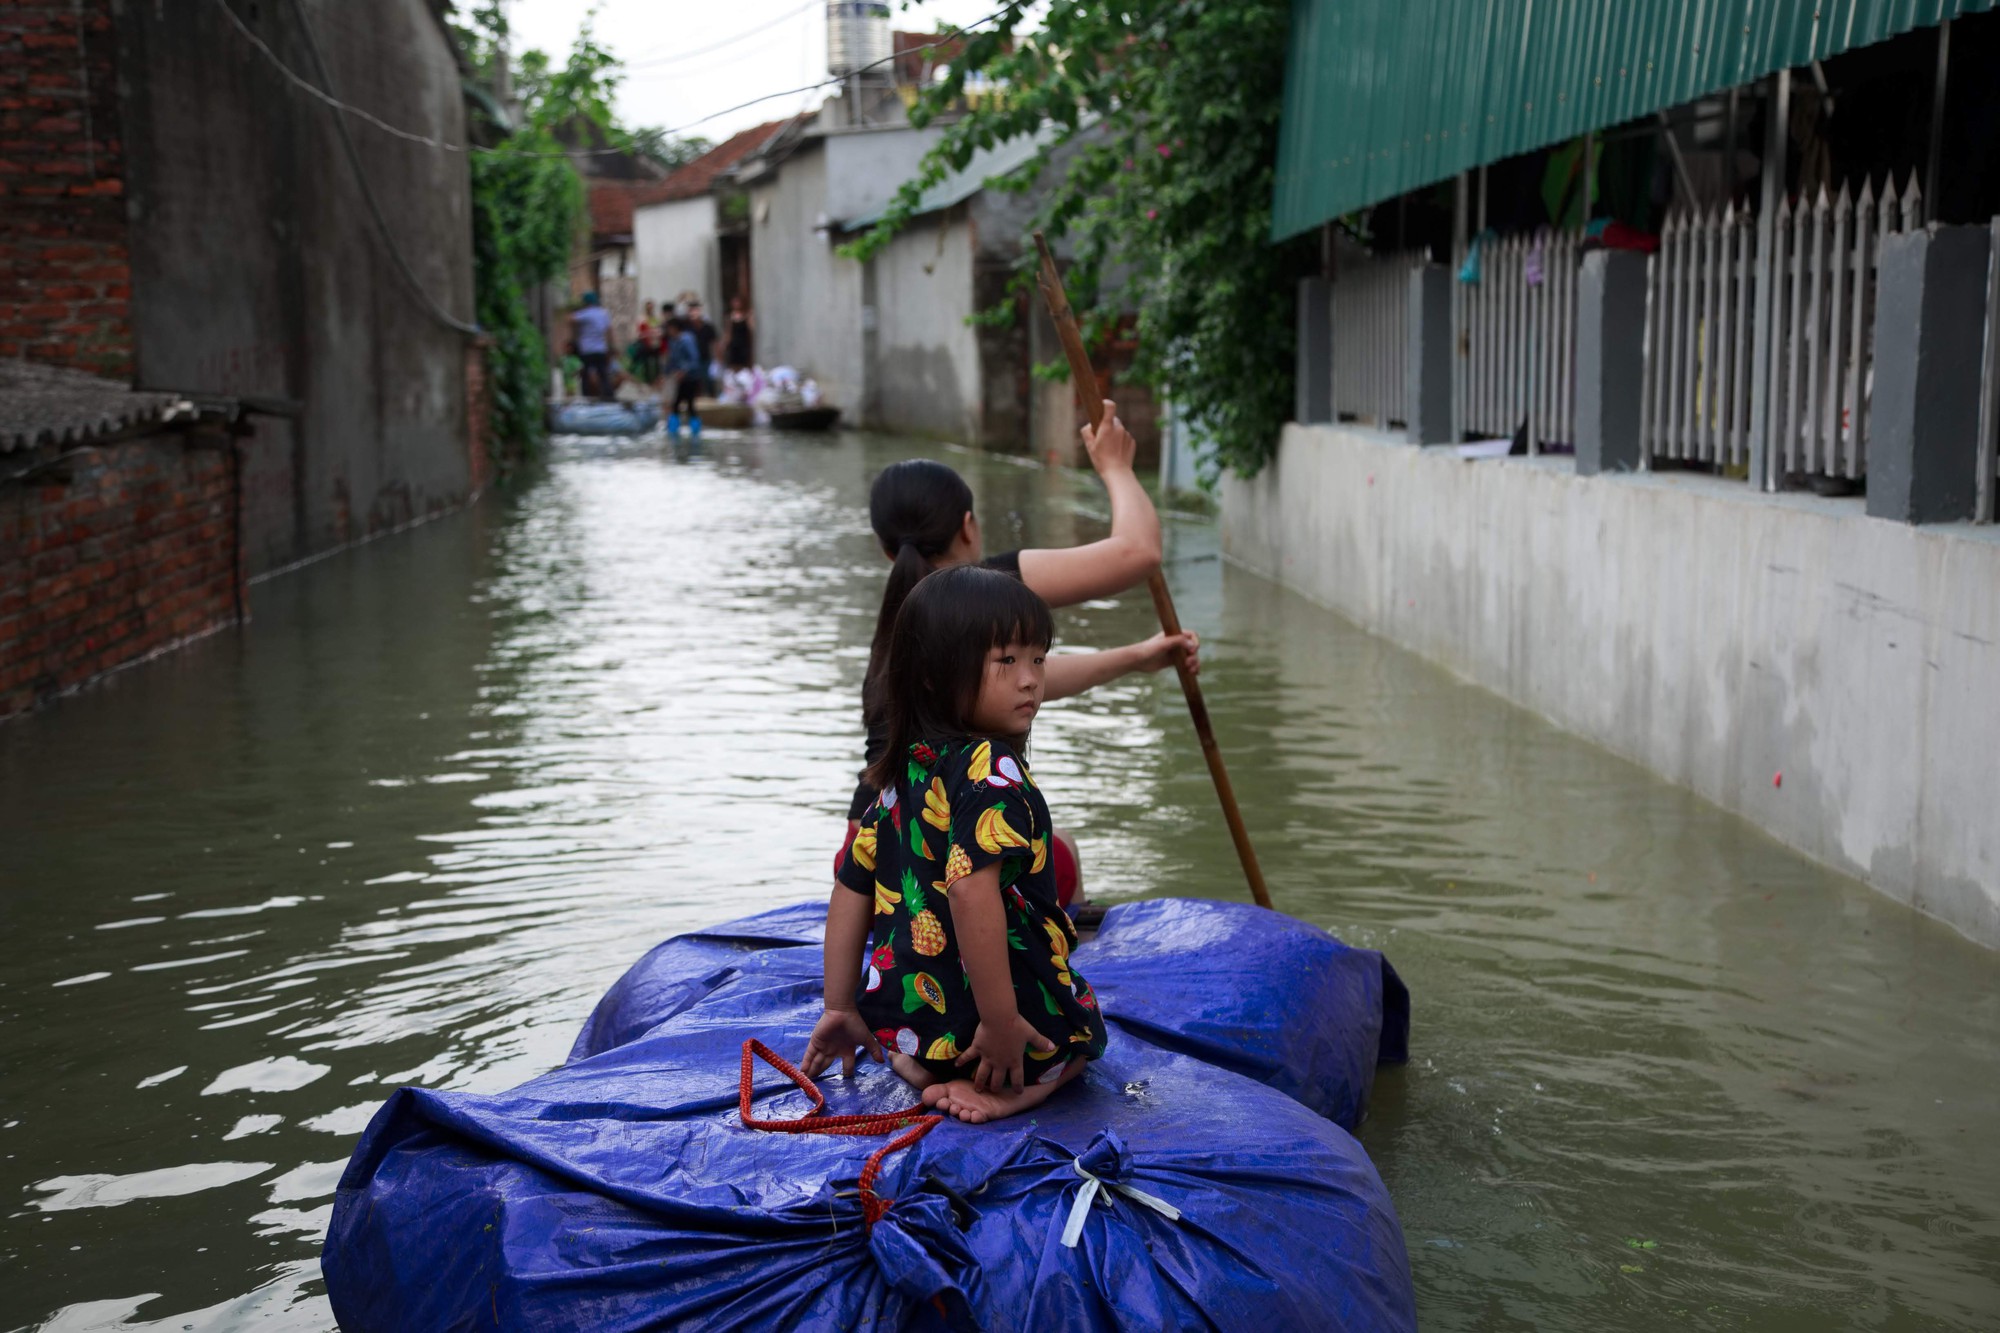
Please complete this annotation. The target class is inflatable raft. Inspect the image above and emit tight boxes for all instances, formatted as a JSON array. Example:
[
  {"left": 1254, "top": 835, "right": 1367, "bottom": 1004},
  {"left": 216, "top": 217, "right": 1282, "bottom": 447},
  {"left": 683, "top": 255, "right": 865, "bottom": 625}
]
[
  {"left": 549, "top": 400, "right": 661, "bottom": 435},
  {"left": 324, "top": 897, "right": 1415, "bottom": 1331}
]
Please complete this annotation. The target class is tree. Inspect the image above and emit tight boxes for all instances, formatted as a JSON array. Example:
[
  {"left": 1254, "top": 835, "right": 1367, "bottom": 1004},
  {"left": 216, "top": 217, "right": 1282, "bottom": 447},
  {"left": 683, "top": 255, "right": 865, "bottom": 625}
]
[
  {"left": 845, "top": 1, "right": 1311, "bottom": 481},
  {"left": 636, "top": 133, "right": 714, "bottom": 174},
  {"left": 454, "top": 9, "right": 631, "bottom": 467}
]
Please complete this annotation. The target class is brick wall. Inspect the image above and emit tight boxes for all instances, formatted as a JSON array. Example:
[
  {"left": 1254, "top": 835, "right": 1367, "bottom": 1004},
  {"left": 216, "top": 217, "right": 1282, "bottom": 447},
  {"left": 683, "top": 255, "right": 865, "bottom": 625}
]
[
  {"left": 0, "top": 0, "right": 132, "bottom": 378},
  {"left": 464, "top": 337, "right": 493, "bottom": 494},
  {"left": 0, "top": 431, "right": 242, "bottom": 719}
]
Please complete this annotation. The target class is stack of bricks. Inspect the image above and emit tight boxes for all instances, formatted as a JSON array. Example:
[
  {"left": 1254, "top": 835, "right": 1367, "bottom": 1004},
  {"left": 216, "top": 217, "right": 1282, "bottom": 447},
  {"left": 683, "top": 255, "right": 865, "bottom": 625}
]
[
  {"left": 0, "top": 434, "right": 241, "bottom": 719},
  {"left": 0, "top": 0, "right": 131, "bottom": 379}
]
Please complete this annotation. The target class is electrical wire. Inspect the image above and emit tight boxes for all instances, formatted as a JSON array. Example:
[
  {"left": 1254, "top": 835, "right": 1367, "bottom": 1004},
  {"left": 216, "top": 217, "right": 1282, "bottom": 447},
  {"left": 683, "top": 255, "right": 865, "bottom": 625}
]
[
  {"left": 612, "top": 8, "right": 1012, "bottom": 144},
  {"left": 278, "top": 0, "right": 483, "bottom": 335},
  {"left": 209, "top": 0, "right": 466, "bottom": 151},
  {"left": 622, "top": 0, "right": 820, "bottom": 72},
  {"left": 209, "top": 0, "right": 1020, "bottom": 160}
]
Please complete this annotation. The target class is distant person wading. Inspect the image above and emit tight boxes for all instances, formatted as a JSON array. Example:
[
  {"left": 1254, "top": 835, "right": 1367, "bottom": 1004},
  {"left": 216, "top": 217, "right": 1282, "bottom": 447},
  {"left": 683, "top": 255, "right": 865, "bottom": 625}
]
[
  {"left": 571, "top": 292, "right": 613, "bottom": 400},
  {"left": 665, "top": 316, "right": 703, "bottom": 439}
]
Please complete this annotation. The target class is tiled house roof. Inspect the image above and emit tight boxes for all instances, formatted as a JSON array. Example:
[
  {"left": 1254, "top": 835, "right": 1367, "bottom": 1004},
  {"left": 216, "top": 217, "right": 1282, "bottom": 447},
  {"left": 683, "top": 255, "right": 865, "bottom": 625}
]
[{"left": 634, "top": 120, "right": 791, "bottom": 208}]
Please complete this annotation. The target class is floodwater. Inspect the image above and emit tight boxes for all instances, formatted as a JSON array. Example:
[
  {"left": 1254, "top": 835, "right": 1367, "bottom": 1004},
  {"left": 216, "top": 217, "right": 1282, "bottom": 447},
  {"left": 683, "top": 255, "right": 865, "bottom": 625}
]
[{"left": 3, "top": 429, "right": 1996, "bottom": 1332}]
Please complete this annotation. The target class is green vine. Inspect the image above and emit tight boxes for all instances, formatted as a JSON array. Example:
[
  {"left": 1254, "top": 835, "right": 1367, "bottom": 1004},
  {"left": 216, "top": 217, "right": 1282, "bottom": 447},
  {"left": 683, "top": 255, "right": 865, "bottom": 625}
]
[
  {"left": 451, "top": 8, "right": 700, "bottom": 469},
  {"left": 844, "top": 1, "right": 1312, "bottom": 481}
]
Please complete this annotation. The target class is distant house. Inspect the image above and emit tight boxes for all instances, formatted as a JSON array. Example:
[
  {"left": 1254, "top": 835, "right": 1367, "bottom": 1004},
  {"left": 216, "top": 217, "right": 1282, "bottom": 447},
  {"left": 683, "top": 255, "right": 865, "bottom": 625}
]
[
  {"left": 633, "top": 120, "right": 791, "bottom": 323},
  {"left": 737, "top": 96, "right": 1157, "bottom": 459}
]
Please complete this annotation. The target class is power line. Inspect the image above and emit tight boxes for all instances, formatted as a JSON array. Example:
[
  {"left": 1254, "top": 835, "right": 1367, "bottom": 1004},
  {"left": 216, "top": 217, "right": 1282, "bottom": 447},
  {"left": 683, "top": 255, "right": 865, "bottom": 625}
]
[
  {"left": 266, "top": 0, "right": 484, "bottom": 332},
  {"left": 209, "top": 0, "right": 466, "bottom": 152},
  {"left": 622, "top": 0, "right": 820, "bottom": 72},
  {"left": 609, "top": 7, "right": 1013, "bottom": 147},
  {"left": 209, "top": 0, "right": 1019, "bottom": 161}
]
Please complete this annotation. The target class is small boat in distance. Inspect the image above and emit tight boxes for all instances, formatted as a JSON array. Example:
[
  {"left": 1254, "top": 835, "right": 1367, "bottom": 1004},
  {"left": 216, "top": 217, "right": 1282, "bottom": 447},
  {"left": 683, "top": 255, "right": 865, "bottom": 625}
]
[
  {"left": 695, "top": 398, "right": 754, "bottom": 430},
  {"left": 769, "top": 404, "right": 842, "bottom": 431}
]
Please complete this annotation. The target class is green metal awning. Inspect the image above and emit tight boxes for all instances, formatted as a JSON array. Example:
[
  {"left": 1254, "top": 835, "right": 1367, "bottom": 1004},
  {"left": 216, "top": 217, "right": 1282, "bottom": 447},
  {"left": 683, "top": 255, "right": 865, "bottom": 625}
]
[{"left": 1272, "top": 0, "right": 1995, "bottom": 239}]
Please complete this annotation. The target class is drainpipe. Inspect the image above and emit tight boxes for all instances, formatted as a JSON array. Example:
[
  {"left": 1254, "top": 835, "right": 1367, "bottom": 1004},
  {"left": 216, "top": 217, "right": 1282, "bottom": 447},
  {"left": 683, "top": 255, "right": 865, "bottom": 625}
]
[
  {"left": 1926, "top": 20, "right": 1951, "bottom": 223},
  {"left": 1749, "top": 70, "right": 1791, "bottom": 492},
  {"left": 1451, "top": 171, "right": 1468, "bottom": 444}
]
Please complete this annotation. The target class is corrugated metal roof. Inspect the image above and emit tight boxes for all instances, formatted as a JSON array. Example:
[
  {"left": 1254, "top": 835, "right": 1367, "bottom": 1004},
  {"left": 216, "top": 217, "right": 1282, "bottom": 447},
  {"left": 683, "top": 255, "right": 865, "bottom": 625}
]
[
  {"left": 1273, "top": 0, "right": 1996, "bottom": 239},
  {"left": 1, "top": 361, "right": 186, "bottom": 455},
  {"left": 840, "top": 119, "right": 1067, "bottom": 229}
]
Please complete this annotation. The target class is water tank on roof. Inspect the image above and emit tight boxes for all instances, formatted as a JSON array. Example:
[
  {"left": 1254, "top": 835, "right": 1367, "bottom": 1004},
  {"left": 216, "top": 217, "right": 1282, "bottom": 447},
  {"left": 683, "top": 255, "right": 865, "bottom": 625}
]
[{"left": 826, "top": 1, "right": 892, "bottom": 77}]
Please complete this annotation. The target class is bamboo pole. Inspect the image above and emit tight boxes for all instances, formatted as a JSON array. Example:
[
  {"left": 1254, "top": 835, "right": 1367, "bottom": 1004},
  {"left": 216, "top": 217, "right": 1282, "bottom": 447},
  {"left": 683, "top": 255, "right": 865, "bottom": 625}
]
[{"left": 1031, "top": 232, "right": 1272, "bottom": 910}]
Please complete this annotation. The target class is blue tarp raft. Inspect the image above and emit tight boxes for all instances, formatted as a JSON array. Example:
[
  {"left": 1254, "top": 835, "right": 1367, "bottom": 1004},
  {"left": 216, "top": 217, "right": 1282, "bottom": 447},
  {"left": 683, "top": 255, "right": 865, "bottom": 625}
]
[
  {"left": 324, "top": 897, "right": 1415, "bottom": 1331},
  {"left": 549, "top": 400, "right": 661, "bottom": 435}
]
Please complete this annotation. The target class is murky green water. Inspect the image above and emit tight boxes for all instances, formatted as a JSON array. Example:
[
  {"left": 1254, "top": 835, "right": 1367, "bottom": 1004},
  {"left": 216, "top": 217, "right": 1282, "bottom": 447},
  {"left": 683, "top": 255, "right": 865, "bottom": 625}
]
[{"left": 3, "top": 430, "right": 1996, "bottom": 1331}]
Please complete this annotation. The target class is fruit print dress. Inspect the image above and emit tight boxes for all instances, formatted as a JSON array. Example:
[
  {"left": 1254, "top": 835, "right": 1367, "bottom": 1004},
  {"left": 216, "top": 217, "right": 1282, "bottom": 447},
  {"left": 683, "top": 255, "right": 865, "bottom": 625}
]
[{"left": 835, "top": 736, "right": 1108, "bottom": 1082}]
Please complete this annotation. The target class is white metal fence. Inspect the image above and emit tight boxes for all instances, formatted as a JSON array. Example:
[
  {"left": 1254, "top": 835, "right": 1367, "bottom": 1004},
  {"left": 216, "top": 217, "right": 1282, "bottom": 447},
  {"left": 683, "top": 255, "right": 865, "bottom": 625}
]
[
  {"left": 1319, "top": 183, "right": 2000, "bottom": 518},
  {"left": 1458, "top": 228, "right": 1582, "bottom": 448},
  {"left": 1331, "top": 248, "right": 1426, "bottom": 426},
  {"left": 1643, "top": 206, "right": 1757, "bottom": 468},
  {"left": 1766, "top": 179, "right": 1917, "bottom": 481},
  {"left": 1643, "top": 177, "right": 1920, "bottom": 480}
]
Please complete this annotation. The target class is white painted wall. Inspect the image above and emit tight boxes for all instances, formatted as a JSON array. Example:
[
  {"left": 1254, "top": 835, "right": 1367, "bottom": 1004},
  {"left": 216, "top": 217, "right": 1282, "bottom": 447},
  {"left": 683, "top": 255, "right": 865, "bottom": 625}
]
[
  {"left": 634, "top": 195, "right": 717, "bottom": 312},
  {"left": 1224, "top": 424, "right": 2000, "bottom": 947},
  {"left": 748, "top": 145, "right": 865, "bottom": 406},
  {"left": 872, "top": 211, "right": 978, "bottom": 439},
  {"left": 823, "top": 126, "right": 943, "bottom": 225}
]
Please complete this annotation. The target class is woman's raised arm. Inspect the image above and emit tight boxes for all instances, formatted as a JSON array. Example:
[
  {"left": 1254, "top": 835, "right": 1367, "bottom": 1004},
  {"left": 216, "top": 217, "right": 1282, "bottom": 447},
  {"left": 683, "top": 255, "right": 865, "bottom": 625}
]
[{"left": 1015, "top": 405, "right": 1162, "bottom": 608}]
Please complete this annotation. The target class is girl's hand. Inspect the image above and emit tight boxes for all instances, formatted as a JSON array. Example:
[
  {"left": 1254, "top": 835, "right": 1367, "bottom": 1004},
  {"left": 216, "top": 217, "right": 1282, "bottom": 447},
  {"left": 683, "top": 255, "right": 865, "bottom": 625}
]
[
  {"left": 803, "top": 1007, "right": 884, "bottom": 1079},
  {"left": 1135, "top": 630, "right": 1198, "bottom": 676},
  {"left": 955, "top": 1013, "right": 1058, "bottom": 1093},
  {"left": 1080, "top": 405, "right": 1137, "bottom": 475}
]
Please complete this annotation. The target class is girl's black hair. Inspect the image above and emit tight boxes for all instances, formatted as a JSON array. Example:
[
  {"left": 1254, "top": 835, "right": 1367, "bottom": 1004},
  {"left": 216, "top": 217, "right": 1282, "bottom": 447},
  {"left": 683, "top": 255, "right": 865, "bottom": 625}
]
[
  {"left": 861, "top": 564, "right": 1054, "bottom": 793},
  {"left": 862, "top": 460, "right": 977, "bottom": 728}
]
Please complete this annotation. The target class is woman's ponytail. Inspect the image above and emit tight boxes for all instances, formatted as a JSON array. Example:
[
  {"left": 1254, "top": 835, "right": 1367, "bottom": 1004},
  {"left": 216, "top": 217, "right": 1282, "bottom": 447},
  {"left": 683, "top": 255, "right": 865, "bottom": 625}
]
[{"left": 861, "top": 461, "right": 976, "bottom": 729}]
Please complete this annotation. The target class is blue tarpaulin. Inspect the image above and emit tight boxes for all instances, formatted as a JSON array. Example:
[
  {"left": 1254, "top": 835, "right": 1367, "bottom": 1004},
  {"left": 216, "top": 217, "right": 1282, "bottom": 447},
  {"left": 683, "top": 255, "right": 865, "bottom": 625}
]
[{"left": 325, "top": 897, "right": 1414, "bottom": 1331}]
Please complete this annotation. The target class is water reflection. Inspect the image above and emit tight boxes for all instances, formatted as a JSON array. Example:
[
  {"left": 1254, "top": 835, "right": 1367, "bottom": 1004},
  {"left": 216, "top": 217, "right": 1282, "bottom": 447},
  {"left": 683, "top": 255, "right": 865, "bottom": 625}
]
[{"left": 1, "top": 429, "right": 1995, "bottom": 1332}]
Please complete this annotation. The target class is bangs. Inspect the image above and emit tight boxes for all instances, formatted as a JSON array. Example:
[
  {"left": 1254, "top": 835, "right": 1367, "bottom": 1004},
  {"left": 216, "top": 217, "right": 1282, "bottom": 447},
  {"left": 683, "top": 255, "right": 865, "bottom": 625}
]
[{"left": 972, "top": 568, "right": 1054, "bottom": 650}]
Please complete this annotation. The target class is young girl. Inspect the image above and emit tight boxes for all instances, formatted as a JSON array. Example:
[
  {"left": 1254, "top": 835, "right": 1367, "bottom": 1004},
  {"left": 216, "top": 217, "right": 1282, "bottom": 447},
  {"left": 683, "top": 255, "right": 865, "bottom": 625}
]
[
  {"left": 850, "top": 406, "right": 1199, "bottom": 908},
  {"left": 808, "top": 565, "right": 1105, "bottom": 1123}
]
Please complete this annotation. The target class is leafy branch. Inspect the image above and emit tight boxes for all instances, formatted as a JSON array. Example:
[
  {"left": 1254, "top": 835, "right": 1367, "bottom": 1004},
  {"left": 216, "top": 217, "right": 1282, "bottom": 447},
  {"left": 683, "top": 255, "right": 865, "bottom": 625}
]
[{"left": 844, "top": 0, "right": 1312, "bottom": 481}]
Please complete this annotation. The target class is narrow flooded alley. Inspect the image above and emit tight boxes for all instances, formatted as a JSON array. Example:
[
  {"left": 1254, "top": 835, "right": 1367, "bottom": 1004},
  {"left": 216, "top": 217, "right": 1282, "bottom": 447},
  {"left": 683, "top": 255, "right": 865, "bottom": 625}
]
[{"left": 3, "top": 431, "right": 1996, "bottom": 1331}]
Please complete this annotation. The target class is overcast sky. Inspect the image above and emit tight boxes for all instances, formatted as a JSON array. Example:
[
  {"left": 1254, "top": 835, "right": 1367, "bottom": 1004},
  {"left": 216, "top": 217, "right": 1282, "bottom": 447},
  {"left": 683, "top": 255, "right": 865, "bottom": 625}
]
[{"left": 504, "top": 0, "right": 1020, "bottom": 146}]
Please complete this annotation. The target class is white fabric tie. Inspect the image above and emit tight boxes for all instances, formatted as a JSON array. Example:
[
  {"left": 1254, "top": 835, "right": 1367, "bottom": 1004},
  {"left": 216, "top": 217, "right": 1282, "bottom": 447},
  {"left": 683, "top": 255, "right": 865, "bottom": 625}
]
[{"left": 1060, "top": 1156, "right": 1182, "bottom": 1248}]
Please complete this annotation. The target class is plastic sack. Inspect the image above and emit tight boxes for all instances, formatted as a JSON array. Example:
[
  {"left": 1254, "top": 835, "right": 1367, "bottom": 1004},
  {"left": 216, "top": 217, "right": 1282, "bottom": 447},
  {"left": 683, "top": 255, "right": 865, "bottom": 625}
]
[{"left": 325, "top": 899, "right": 1415, "bottom": 1331}]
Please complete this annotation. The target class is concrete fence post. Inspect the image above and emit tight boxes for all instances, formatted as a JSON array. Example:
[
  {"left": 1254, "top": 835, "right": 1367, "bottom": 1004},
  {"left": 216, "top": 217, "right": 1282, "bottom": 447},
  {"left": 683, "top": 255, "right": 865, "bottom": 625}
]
[
  {"left": 1406, "top": 264, "right": 1452, "bottom": 445},
  {"left": 1295, "top": 276, "right": 1332, "bottom": 424},
  {"left": 1574, "top": 249, "right": 1649, "bottom": 475},
  {"left": 1868, "top": 224, "right": 1993, "bottom": 523}
]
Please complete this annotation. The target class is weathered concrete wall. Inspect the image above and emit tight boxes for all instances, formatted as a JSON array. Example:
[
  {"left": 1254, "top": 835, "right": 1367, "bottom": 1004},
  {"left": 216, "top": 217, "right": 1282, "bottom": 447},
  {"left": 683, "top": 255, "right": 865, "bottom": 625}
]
[
  {"left": 870, "top": 209, "right": 979, "bottom": 440},
  {"left": 634, "top": 195, "right": 717, "bottom": 313},
  {"left": 117, "top": 0, "right": 475, "bottom": 576},
  {"left": 748, "top": 144, "right": 865, "bottom": 406},
  {"left": 1223, "top": 424, "right": 2000, "bottom": 947}
]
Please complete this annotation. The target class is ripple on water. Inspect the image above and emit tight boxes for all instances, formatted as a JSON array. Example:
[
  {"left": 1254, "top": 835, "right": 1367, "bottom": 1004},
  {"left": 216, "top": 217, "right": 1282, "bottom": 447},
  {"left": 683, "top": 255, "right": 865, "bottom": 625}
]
[
  {"left": 0, "top": 433, "right": 1995, "bottom": 1333},
  {"left": 30, "top": 1162, "right": 274, "bottom": 1212}
]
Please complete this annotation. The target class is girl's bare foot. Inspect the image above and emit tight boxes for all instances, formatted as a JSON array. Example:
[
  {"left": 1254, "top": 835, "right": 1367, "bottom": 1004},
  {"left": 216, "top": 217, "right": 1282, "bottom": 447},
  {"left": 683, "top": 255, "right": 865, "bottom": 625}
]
[
  {"left": 926, "top": 1056, "right": 1085, "bottom": 1124},
  {"left": 888, "top": 1052, "right": 939, "bottom": 1091}
]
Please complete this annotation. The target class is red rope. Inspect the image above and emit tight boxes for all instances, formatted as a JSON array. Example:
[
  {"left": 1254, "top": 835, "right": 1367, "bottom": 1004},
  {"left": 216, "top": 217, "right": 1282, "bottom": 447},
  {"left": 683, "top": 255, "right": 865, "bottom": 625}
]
[{"left": 738, "top": 1038, "right": 942, "bottom": 1227}]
